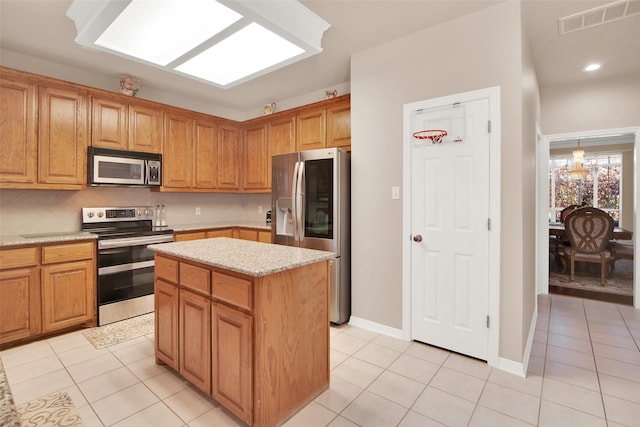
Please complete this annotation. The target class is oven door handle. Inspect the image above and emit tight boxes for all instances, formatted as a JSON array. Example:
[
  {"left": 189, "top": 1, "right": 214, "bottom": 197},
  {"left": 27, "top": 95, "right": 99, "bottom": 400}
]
[
  {"left": 99, "top": 260, "right": 155, "bottom": 275},
  {"left": 99, "top": 248, "right": 130, "bottom": 255},
  {"left": 98, "top": 235, "right": 174, "bottom": 249}
]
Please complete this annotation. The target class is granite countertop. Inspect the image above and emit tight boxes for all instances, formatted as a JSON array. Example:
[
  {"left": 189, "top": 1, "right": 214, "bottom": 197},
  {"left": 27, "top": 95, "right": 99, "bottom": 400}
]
[
  {"left": 0, "top": 232, "right": 98, "bottom": 248},
  {"left": 170, "top": 221, "right": 271, "bottom": 232},
  {"left": 149, "top": 237, "right": 334, "bottom": 277}
]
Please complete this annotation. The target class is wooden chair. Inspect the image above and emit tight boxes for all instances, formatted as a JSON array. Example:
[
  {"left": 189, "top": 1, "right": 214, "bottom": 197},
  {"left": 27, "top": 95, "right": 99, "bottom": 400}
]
[
  {"left": 559, "top": 204, "right": 582, "bottom": 223},
  {"left": 563, "top": 207, "right": 614, "bottom": 285}
]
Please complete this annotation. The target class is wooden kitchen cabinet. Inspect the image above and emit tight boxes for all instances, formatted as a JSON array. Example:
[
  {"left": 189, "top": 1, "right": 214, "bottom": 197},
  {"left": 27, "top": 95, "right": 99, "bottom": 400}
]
[
  {"left": 163, "top": 111, "right": 193, "bottom": 189},
  {"left": 296, "top": 106, "right": 326, "bottom": 151},
  {"left": 40, "top": 242, "right": 95, "bottom": 333},
  {"left": 193, "top": 117, "right": 218, "bottom": 189},
  {"left": 267, "top": 113, "right": 296, "bottom": 188},
  {"left": 91, "top": 96, "right": 162, "bottom": 153},
  {"left": 212, "top": 301, "right": 252, "bottom": 424},
  {"left": 129, "top": 101, "right": 162, "bottom": 153},
  {"left": 0, "top": 247, "right": 40, "bottom": 345},
  {"left": 180, "top": 289, "right": 211, "bottom": 394},
  {"left": 0, "top": 75, "right": 37, "bottom": 185},
  {"left": 38, "top": 85, "right": 88, "bottom": 188},
  {"left": 154, "top": 278, "right": 179, "bottom": 370},
  {"left": 327, "top": 98, "right": 351, "bottom": 148},
  {"left": 206, "top": 229, "right": 233, "bottom": 238},
  {"left": 243, "top": 122, "right": 269, "bottom": 192},
  {"left": 217, "top": 124, "right": 241, "bottom": 190}
]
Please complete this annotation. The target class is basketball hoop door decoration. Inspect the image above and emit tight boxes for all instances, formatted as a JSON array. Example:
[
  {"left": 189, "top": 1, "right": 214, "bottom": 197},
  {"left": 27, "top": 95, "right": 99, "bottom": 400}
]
[{"left": 412, "top": 129, "right": 463, "bottom": 145}]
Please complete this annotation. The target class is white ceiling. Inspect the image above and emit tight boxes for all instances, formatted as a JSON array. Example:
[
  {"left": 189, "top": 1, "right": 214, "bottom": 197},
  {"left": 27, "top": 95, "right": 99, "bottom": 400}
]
[{"left": 1, "top": 0, "right": 639, "bottom": 118}]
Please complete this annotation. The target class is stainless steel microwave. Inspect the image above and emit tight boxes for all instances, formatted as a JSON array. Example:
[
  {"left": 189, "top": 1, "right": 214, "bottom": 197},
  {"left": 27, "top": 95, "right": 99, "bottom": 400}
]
[{"left": 88, "top": 147, "right": 162, "bottom": 186}]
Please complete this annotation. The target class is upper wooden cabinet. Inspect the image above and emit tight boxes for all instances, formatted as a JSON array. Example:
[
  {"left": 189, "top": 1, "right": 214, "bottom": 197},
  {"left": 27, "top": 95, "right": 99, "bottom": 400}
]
[
  {"left": 217, "top": 124, "right": 241, "bottom": 191},
  {"left": 296, "top": 107, "right": 326, "bottom": 151},
  {"left": 38, "top": 85, "right": 88, "bottom": 187},
  {"left": 92, "top": 96, "right": 162, "bottom": 153},
  {"left": 267, "top": 113, "right": 296, "bottom": 188},
  {"left": 243, "top": 122, "right": 269, "bottom": 191},
  {"left": 163, "top": 111, "right": 193, "bottom": 189},
  {"left": 0, "top": 76, "right": 37, "bottom": 185},
  {"left": 327, "top": 98, "right": 351, "bottom": 148},
  {"left": 193, "top": 118, "right": 218, "bottom": 189}
]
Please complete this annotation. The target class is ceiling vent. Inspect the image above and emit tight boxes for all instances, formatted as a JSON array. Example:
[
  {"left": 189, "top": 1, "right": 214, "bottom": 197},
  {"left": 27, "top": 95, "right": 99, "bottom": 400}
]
[{"left": 558, "top": 0, "right": 640, "bottom": 35}]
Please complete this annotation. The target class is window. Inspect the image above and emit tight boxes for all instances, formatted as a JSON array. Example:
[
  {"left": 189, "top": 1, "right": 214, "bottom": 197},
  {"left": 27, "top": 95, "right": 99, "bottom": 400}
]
[{"left": 549, "top": 153, "right": 622, "bottom": 223}]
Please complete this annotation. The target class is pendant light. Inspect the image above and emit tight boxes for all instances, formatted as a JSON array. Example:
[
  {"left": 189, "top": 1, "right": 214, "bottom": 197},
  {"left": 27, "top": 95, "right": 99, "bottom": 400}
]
[{"left": 568, "top": 140, "right": 590, "bottom": 180}]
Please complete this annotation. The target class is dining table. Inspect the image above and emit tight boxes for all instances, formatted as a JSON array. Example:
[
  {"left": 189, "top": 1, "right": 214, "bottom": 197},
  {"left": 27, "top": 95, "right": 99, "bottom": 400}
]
[{"left": 549, "top": 222, "right": 633, "bottom": 241}]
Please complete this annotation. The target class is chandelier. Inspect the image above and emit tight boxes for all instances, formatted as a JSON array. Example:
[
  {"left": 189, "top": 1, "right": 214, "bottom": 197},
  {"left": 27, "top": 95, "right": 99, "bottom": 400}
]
[{"left": 568, "top": 140, "right": 590, "bottom": 180}]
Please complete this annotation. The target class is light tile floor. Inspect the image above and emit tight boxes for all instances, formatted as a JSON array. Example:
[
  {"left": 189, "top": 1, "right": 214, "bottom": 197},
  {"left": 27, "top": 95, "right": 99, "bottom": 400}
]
[{"left": 1, "top": 294, "right": 639, "bottom": 426}]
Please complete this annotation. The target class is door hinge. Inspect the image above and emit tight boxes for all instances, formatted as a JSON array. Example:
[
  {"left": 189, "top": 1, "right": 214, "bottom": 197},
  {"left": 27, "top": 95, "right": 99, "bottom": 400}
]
[
  {"left": 487, "top": 120, "right": 491, "bottom": 133},
  {"left": 487, "top": 218, "right": 491, "bottom": 231},
  {"left": 486, "top": 315, "right": 490, "bottom": 328}
]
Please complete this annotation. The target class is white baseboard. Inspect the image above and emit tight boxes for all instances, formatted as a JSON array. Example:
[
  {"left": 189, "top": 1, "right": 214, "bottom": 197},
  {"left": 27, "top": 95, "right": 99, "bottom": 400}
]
[
  {"left": 348, "top": 316, "right": 407, "bottom": 341},
  {"left": 496, "top": 309, "right": 538, "bottom": 378}
]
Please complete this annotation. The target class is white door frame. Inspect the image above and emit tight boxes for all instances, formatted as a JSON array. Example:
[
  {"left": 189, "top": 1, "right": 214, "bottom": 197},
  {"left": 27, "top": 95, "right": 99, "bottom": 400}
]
[
  {"left": 402, "top": 86, "right": 501, "bottom": 369},
  {"left": 535, "top": 126, "right": 640, "bottom": 309}
]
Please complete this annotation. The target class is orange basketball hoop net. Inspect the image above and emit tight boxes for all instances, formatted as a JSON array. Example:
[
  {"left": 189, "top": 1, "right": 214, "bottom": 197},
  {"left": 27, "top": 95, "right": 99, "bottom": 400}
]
[{"left": 412, "top": 129, "right": 447, "bottom": 144}]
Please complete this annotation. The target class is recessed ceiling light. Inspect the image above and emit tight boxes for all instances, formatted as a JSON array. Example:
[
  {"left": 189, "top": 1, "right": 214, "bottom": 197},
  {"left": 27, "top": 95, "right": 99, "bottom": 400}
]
[{"left": 584, "top": 63, "right": 601, "bottom": 72}]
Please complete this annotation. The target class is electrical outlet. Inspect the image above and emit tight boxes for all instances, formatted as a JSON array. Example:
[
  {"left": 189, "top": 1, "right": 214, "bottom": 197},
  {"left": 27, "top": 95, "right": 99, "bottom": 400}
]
[
  {"left": 258, "top": 206, "right": 263, "bottom": 214},
  {"left": 195, "top": 207, "right": 201, "bottom": 215}
]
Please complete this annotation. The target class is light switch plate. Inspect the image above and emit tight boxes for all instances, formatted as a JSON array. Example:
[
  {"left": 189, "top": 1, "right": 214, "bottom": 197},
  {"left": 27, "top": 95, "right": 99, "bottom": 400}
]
[{"left": 391, "top": 186, "right": 400, "bottom": 200}]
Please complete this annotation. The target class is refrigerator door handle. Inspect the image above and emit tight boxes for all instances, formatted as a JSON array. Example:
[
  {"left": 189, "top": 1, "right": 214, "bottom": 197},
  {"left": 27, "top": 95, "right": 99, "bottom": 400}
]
[
  {"left": 291, "top": 161, "right": 300, "bottom": 242},
  {"left": 296, "top": 161, "right": 305, "bottom": 242}
]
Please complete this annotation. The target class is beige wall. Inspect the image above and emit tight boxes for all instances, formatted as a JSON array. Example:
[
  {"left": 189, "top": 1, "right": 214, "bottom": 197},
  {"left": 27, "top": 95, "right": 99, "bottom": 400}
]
[
  {"left": 351, "top": 1, "right": 534, "bottom": 363},
  {"left": 541, "top": 73, "right": 640, "bottom": 135},
  {"left": 520, "top": 22, "right": 541, "bottom": 356}
]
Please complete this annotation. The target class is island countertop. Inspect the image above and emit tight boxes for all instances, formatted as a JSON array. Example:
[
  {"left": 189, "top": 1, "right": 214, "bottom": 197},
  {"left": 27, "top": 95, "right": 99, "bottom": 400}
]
[{"left": 149, "top": 237, "right": 334, "bottom": 277}]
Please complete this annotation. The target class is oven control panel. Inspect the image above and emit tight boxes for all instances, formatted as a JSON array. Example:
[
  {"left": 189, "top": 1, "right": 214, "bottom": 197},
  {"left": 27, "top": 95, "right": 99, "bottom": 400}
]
[{"left": 82, "top": 206, "right": 155, "bottom": 223}]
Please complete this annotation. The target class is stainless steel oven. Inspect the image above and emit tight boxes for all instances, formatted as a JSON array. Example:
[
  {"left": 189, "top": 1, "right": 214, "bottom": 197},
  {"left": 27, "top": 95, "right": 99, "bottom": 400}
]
[{"left": 82, "top": 206, "right": 173, "bottom": 325}]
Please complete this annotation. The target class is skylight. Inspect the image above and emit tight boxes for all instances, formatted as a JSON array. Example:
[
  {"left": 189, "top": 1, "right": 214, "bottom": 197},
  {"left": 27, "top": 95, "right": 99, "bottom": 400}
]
[{"left": 66, "top": 0, "right": 330, "bottom": 89}]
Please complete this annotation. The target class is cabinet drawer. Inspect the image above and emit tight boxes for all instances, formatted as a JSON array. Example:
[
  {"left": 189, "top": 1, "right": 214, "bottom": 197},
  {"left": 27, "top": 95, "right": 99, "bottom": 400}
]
[
  {"left": 41, "top": 241, "right": 94, "bottom": 264},
  {"left": 0, "top": 247, "right": 38, "bottom": 269},
  {"left": 212, "top": 272, "right": 252, "bottom": 311},
  {"left": 155, "top": 256, "right": 178, "bottom": 283},
  {"left": 180, "top": 263, "right": 210, "bottom": 295}
]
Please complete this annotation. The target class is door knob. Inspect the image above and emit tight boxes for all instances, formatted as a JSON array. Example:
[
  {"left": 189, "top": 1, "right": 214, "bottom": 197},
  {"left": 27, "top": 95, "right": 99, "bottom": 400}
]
[{"left": 413, "top": 235, "right": 423, "bottom": 242}]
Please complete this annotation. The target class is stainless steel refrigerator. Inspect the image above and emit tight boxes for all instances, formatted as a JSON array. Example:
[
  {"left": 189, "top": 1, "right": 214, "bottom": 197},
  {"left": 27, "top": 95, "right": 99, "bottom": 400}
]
[{"left": 272, "top": 147, "right": 350, "bottom": 324}]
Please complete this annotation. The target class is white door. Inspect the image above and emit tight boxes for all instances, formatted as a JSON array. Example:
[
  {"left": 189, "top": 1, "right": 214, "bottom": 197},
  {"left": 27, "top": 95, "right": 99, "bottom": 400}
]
[{"left": 410, "top": 98, "right": 490, "bottom": 360}]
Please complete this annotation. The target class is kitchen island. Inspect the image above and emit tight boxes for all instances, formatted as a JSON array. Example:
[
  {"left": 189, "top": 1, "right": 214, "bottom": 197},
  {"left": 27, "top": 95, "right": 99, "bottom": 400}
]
[{"left": 149, "top": 238, "right": 334, "bottom": 427}]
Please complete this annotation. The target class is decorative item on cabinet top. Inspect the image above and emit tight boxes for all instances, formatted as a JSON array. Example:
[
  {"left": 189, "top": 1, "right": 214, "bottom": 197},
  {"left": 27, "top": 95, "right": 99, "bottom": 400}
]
[
  {"left": 119, "top": 75, "right": 141, "bottom": 96},
  {"left": 263, "top": 102, "right": 276, "bottom": 115},
  {"left": 325, "top": 89, "right": 337, "bottom": 99}
]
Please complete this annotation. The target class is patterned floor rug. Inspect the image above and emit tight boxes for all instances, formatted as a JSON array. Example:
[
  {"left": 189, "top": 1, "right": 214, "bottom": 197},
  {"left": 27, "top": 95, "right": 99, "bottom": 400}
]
[
  {"left": 549, "top": 258, "right": 633, "bottom": 296},
  {"left": 82, "top": 313, "right": 155, "bottom": 349},
  {"left": 16, "top": 391, "right": 84, "bottom": 427}
]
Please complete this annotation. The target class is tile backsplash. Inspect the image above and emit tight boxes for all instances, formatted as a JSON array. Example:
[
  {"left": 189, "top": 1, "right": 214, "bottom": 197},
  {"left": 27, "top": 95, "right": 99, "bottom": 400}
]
[{"left": 0, "top": 188, "right": 271, "bottom": 235}]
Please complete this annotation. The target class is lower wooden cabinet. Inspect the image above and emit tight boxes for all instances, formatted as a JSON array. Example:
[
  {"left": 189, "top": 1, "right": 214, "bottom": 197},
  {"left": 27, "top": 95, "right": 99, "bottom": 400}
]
[
  {"left": 41, "top": 260, "right": 94, "bottom": 332},
  {"left": 174, "top": 227, "right": 268, "bottom": 243},
  {"left": 179, "top": 289, "right": 211, "bottom": 394},
  {"left": 0, "top": 241, "right": 96, "bottom": 347},
  {"left": 0, "top": 267, "right": 40, "bottom": 345},
  {"left": 212, "top": 301, "right": 252, "bottom": 425},
  {"left": 154, "top": 278, "right": 179, "bottom": 370}
]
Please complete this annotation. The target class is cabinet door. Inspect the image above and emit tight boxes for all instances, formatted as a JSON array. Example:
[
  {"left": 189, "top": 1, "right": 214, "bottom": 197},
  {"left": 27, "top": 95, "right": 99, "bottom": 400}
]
[
  {"left": 0, "top": 268, "right": 40, "bottom": 345},
  {"left": 41, "top": 260, "right": 94, "bottom": 332},
  {"left": 38, "top": 86, "right": 88, "bottom": 186},
  {"left": 296, "top": 107, "right": 326, "bottom": 151},
  {"left": 243, "top": 123, "right": 269, "bottom": 191},
  {"left": 257, "top": 230, "right": 272, "bottom": 243},
  {"left": 180, "top": 289, "right": 211, "bottom": 395},
  {"left": 233, "top": 228, "right": 258, "bottom": 241},
  {"left": 212, "top": 302, "right": 252, "bottom": 425},
  {"left": 267, "top": 114, "right": 295, "bottom": 188},
  {"left": 218, "top": 124, "right": 241, "bottom": 190},
  {"left": 129, "top": 102, "right": 162, "bottom": 153},
  {"left": 92, "top": 96, "right": 128, "bottom": 150},
  {"left": 0, "top": 77, "right": 37, "bottom": 185},
  {"left": 327, "top": 100, "right": 351, "bottom": 148},
  {"left": 163, "top": 112, "right": 193, "bottom": 188},
  {"left": 154, "top": 278, "right": 179, "bottom": 370},
  {"left": 193, "top": 119, "right": 218, "bottom": 189},
  {"left": 174, "top": 231, "right": 206, "bottom": 242}
]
